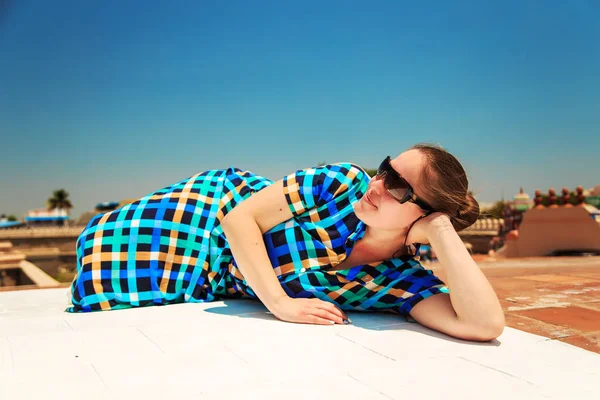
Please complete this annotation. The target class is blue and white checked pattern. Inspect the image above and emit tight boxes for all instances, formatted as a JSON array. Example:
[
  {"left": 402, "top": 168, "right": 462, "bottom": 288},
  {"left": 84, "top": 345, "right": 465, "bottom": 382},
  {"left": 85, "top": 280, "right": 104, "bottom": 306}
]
[{"left": 67, "top": 163, "right": 449, "bottom": 315}]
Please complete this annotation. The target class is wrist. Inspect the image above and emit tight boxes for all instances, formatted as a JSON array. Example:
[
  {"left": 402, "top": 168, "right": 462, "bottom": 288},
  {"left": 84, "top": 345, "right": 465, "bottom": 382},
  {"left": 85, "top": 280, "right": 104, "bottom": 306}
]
[
  {"left": 266, "top": 293, "right": 290, "bottom": 312},
  {"left": 427, "top": 215, "right": 453, "bottom": 239}
]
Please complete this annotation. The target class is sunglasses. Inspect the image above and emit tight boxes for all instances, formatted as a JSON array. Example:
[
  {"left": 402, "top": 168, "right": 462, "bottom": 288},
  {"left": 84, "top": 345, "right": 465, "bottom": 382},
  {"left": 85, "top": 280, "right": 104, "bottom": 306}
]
[{"left": 376, "top": 156, "right": 436, "bottom": 213}]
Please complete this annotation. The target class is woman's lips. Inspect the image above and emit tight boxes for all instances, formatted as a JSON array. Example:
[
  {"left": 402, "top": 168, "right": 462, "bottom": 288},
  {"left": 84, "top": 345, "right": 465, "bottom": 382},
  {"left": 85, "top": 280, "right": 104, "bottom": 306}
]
[{"left": 364, "top": 193, "right": 377, "bottom": 208}]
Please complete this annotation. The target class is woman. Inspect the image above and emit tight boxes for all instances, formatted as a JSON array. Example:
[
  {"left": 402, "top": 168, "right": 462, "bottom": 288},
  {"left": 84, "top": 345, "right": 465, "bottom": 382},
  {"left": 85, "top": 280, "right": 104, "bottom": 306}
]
[{"left": 67, "top": 143, "right": 505, "bottom": 341}]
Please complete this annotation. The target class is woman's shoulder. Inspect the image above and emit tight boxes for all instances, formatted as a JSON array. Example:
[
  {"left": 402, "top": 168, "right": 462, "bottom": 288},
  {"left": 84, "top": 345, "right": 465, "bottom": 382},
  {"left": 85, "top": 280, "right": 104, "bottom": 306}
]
[
  {"left": 317, "top": 162, "right": 370, "bottom": 193},
  {"left": 292, "top": 161, "right": 365, "bottom": 173},
  {"left": 325, "top": 161, "right": 368, "bottom": 173},
  {"left": 286, "top": 162, "right": 370, "bottom": 189},
  {"left": 309, "top": 162, "right": 370, "bottom": 183}
]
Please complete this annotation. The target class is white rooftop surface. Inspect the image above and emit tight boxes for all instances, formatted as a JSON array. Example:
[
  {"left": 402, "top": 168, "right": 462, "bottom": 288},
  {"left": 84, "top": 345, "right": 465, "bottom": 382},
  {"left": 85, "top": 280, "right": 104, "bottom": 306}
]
[{"left": 1, "top": 288, "right": 598, "bottom": 400}]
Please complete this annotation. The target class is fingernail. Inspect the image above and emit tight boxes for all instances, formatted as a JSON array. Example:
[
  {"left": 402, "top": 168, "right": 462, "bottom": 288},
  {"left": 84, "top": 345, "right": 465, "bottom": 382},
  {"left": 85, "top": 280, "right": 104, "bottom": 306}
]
[
  {"left": 343, "top": 319, "right": 349, "bottom": 325},
  {"left": 330, "top": 320, "right": 335, "bottom": 324}
]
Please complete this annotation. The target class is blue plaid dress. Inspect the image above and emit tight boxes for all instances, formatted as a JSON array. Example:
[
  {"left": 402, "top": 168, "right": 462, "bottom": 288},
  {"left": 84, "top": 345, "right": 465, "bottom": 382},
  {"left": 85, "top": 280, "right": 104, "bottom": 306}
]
[{"left": 67, "top": 163, "right": 449, "bottom": 314}]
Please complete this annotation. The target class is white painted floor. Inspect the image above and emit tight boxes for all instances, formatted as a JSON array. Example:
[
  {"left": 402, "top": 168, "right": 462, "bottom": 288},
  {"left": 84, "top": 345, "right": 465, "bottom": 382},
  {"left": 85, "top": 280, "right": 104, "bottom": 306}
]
[{"left": 1, "top": 288, "right": 598, "bottom": 400}]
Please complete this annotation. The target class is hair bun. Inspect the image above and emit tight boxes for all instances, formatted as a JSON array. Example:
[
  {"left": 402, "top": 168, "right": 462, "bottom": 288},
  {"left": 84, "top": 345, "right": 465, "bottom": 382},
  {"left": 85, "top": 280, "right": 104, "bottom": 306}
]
[
  {"left": 408, "top": 143, "right": 480, "bottom": 233},
  {"left": 453, "top": 193, "right": 479, "bottom": 231},
  {"left": 456, "top": 196, "right": 469, "bottom": 216}
]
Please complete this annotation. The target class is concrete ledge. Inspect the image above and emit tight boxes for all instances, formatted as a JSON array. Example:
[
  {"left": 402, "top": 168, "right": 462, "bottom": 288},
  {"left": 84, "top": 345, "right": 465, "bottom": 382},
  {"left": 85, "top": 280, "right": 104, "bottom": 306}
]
[
  {"left": 0, "top": 288, "right": 598, "bottom": 399},
  {"left": 0, "top": 253, "right": 26, "bottom": 268},
  {"left": 0, "top": 227, "right": 83, "bottom": 239},
  {"left": 19, "top": 247, "right": 61, "bottom": 259},
  {"left": 18, "top": 260, "right": 60, "bottom": 288}
]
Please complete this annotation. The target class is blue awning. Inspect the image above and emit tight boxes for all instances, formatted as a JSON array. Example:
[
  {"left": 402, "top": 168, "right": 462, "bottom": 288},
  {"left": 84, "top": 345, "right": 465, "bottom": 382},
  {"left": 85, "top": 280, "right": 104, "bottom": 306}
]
[
  {"left": 24, "top": 216, "right": 69, "bottom": 221},
  {"left": 96, "top": 201, "right": 120, "bottom": 208},
  {"left": 0, "top": 221, "right": 24, "bottom": 228}
]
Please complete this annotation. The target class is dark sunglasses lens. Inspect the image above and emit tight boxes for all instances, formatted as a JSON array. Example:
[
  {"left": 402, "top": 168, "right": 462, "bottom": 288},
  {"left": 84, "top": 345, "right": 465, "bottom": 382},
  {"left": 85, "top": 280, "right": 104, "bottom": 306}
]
[
  {"left": 379, "top": 158, "right": 410, "bottom": 201},
  {"left": 385, "top": 175, "right": 410, "bottom": 200}
]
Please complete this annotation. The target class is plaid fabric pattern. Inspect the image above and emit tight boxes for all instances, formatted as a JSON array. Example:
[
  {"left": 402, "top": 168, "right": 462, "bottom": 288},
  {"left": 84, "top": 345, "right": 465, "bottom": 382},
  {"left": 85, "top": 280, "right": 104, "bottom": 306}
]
[
  {"left": 67, "top": 162, "right": 449, "bottom": 316},
  {"left": 67, "top": 167, "right": 272, "bottom": 312},
  {"left": 262, "top": 162, "right": 449, "bottom": 316}
]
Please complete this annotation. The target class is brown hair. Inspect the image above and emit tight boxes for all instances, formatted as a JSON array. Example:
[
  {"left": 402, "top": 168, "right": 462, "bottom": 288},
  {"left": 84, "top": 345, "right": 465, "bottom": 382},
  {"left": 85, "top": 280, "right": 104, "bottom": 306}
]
[
  {"left": 410, "top": 142, "right": 480, "bottom": 231},
  {"left": 393, "top": 143, "right": 480, "bottom": 259}
]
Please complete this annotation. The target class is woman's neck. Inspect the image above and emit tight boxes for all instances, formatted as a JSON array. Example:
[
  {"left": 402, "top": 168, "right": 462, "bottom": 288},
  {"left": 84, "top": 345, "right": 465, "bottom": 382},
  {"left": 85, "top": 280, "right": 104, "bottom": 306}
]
[{"left": 357, "top": 225, "right": 407, "bottom": 260}]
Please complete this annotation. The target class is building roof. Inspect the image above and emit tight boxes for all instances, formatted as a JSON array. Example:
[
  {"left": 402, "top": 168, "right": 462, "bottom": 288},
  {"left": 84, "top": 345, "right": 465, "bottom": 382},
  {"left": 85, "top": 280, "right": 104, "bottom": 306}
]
[
  {"left": 25, "top": 208, "right": 69, "bottom": 221},
  {"left": 96, "top": 201, "right": 120, "bottom": 209},
  {"left": 24, "top": 216, "right": 69, "bottom": 221},
  {"left": 1, "top": 287, "right": 598, "bottom": 399},
  {"left": 0, "top": 221, "right": 24, "bottom": 229}
]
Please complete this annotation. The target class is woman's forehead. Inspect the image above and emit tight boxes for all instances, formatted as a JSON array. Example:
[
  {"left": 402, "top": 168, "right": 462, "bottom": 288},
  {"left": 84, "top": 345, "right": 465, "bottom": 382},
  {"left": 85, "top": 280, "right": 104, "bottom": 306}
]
[{"left": 389, "top": 150, "right": 425, "bottom": 188}]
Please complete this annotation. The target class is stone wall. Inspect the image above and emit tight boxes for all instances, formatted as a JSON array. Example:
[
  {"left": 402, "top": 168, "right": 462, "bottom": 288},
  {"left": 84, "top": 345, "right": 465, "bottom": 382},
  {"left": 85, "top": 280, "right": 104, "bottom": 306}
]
[
  {"left": 501, "top": 206, "right": 600, "bottom": 257},
  {"left": 0, "top": 228, "right": 81, "bottom": 279},
  {"left": 0, "top": 241, "right": 58, "bottom": 288}
]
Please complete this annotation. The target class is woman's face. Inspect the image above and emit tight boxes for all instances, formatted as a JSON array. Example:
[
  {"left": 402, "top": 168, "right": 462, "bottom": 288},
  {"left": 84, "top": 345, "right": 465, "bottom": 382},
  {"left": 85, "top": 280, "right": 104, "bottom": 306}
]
[{"left": 354, "top": 149, "right": 430, "bottom": 231}]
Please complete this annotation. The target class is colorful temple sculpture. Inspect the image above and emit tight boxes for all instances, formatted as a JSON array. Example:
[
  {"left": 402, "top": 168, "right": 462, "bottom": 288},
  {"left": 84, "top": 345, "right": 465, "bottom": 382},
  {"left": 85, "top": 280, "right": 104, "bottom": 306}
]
[{"left": 502, "top": 187, "right": 534, "bottom": 234}]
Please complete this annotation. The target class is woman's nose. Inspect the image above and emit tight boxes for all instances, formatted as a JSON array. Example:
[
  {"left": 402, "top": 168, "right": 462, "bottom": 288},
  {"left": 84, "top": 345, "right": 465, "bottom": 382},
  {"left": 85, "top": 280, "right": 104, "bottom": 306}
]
[
  {"left": 371, "top": 174, "right": 384, "bottom": 186},
  {"left": 368, "top": 178, "right": 385, "bottom": 194}
]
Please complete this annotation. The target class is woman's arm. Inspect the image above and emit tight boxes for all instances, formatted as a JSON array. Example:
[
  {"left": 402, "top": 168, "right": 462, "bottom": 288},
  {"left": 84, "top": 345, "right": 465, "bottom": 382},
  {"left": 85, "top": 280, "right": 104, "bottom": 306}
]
[
  {"left": 427, "top": 216, "right": 505, "bottom": 332},
  {"left": 408, "top": 214, "right": 504, "bottom": 341},
  {"left": 222, "top": 210, "right": 289, "bottom": 309},
  {"left": 221, "top": 180, "right": 348, "bottom": 325}
]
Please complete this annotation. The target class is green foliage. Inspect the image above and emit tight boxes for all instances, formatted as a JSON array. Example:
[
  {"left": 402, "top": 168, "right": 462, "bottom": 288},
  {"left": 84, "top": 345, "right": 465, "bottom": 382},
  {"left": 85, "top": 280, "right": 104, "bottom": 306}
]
[
  {"left": 587, "top": 196, "right": 600, "bottom": 208},
  {"left": 479, "top": 200, "right": 506, "bottom": 219},
  {"left": 47, "top": 189, "right": 73, "bottom": 211},
  {"left": 539, "top": 192, "right": 578, "bottom": 206},
  {"left": 364, "top": 168, "right": 377, "bottom": 178},
  {"left": 477, "top": 191, "right": 585, "bottom": 219},
  {"left": 7, "top": 215, "right": 17, "bottom": 221}
]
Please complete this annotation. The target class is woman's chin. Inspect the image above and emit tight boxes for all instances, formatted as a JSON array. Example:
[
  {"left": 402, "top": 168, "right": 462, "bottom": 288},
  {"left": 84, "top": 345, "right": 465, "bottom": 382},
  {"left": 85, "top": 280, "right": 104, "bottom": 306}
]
[{"left": 353, "top": 200, "right": 373, "bottom": 220}]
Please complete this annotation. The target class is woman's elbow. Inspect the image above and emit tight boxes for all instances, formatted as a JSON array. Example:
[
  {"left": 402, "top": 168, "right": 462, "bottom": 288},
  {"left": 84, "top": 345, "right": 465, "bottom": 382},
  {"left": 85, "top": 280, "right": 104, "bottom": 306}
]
[{"left": 472, "top": 315, "right": 505, "bottom": 341}]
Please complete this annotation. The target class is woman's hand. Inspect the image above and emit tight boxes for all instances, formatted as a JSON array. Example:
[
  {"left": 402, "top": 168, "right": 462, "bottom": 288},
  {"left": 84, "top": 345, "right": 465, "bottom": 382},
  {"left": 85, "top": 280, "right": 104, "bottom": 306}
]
[
  {"left": 406, "top": 212, "right": 453, "bottom": 246},
  {"left": 270, "top": 295, "right": 350, "bottom": 325}
]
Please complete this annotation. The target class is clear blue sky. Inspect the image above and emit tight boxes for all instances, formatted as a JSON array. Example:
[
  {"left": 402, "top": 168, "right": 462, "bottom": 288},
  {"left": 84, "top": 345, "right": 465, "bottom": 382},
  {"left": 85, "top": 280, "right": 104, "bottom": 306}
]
[{"left": 1, "top": 0, "right": 599, "bottom": 219}]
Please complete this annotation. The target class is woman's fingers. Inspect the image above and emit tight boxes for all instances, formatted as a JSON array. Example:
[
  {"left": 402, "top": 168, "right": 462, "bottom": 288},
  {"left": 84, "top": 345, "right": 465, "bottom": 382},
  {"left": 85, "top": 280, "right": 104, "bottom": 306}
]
[
  {"left": 307, "top": 315, "right": 337, "bottom": 325},
  {"left": 273, "top": 297, "right": 351, "bottom": 326},
  {"left": 313, "top": 300, "right": 350, "bottom": 323},
  {"left": 310, "top": 308, "right": 344, "bottom": 324}
]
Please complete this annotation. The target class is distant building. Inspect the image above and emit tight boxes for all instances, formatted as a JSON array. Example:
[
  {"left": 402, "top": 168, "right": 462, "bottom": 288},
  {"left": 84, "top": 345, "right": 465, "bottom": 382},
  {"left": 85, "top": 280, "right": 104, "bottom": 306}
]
[
  {"left": 502, "top": 188, "right": 534, "bottom": 233},
  {"left": 511, "top": 188, "right": 534, "bottom": 212},
  {"left": 0, "top": 214, "right": 24, "bottom": 229},
  {"left": 75, "top": 200, "right": 130, "bottom": 227},
  {"left": 24, "top": 208, "right": 69, "bottom": 227},
  {"left": 95, "top": 201, "right": 120, "bottom": 213}
]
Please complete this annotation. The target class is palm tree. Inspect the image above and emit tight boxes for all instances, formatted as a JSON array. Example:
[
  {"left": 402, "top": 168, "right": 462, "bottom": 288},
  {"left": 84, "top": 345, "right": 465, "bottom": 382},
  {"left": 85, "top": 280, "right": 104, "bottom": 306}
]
[{"left": 47, "top": 189, "right": 73, "bottom": 213}]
